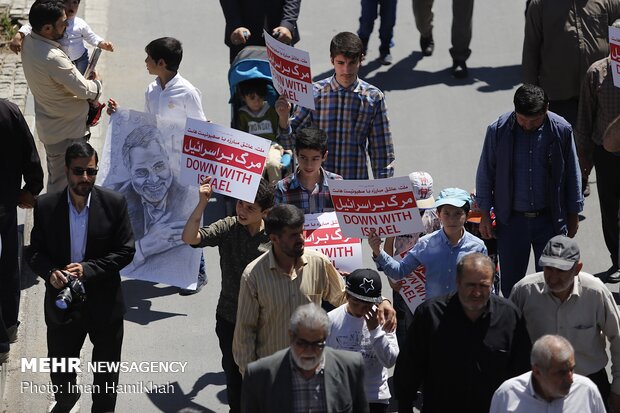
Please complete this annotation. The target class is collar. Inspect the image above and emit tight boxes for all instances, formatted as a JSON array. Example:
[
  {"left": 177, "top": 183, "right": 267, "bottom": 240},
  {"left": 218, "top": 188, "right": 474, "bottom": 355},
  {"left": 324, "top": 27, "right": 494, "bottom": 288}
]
[
  {"left": 439, "top": 227, "right": 466, "bottom": 247},
  {"left": 329, "top": 75, "right": 360, "bottom": 92},
  {"left": 542, "top": 274, "right": 580, "bottom": 298},
  {"left": 268, "top": 246, "right": 308, "bottom": 273},
  {"left": 30, "top": 31, "right": 61, "bottom": 48},
  {"left": 141, "top": 195, "right": 167, "bottom": 213},
  {"left": 239, "top": 101, "right": 270, "bottom": 118},
  {"left": 527, "top": 372, "right": 562, "bottom": 403},
  {"left": 156, "top": 72, "right": 180, "bottom": 90},
  {"left": 67, "top": 189, "right": 91, "bottom": 213},
  {"left": 289, "top": 168, "right": 328, "bottom": 190},
  {"left": 451, "top": 292, "right": 494, "bottom": 319}
]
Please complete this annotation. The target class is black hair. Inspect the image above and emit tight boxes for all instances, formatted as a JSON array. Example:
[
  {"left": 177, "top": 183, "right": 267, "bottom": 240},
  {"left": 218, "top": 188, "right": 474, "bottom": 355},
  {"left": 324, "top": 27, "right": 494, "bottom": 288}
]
[
  {"left": 65, "top": 141, "right": 98, "bottom": 167},
  {"left": 437, "top": 202, "right": 470, "bottom": 216},
  {"left": 29, "top": 0, "right": 65, "bottom": 32},
  {"left": 254, "top": 177, "right": 275, "bottom": 211},
  {"left": 145, "top": 37, "right": 183, "bottom": 72},
  {"left": 294, "top": 127, "right": 328, "bottom": 156},
  {"left": 456, "top": 253, "right": 495, "bottom": 282},
  {"left": 330, "top": 32, "right": 364, "bottom": 59},
  {"left": 514, "top": 84, "right": 548, "bottom": 116},
  {"left": 238, "top": 78, "right": 268, "bottom": 99},
  {"left": 264, "top": 204, "right": 305, "bottom": 236}
]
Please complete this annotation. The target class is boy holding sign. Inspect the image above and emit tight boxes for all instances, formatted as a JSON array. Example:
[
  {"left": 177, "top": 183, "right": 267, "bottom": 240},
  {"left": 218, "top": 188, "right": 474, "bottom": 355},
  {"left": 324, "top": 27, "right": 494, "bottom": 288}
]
[
  {"left": 369, "top": 188, "right": 486, "bottom": 299},
  {"left": 275, "top": 127, "right": 342, "bottom": 213},
  {"left": 182, "top": 176, "right": 274, "bottom": 413}
]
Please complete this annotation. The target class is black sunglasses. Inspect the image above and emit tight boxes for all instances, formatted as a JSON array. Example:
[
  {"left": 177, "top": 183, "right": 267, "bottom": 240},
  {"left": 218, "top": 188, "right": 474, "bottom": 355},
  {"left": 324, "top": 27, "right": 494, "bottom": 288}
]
[
  {"left": 294, "top": 338, "right": 326, "bottom": 351},
  {"left": 71, "top": 167, "right": 98, "bottom": 176}
]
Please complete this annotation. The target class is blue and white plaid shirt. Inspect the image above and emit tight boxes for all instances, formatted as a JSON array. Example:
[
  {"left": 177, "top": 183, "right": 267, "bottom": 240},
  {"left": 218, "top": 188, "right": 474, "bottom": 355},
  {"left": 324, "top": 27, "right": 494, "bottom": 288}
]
[
  {"left": 280, "top": 76, "right": 395, "bottom": 180},
  {"left": 275, "top": 168, "right": 342, "bottom": 214}
]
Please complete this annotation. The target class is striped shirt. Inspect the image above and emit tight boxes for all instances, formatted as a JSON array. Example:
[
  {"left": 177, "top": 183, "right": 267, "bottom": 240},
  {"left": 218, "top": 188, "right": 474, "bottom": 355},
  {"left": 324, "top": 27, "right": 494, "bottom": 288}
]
[
  {"left": 279, "top": 76, "right": 395, "bottom": 180},
  {"left": 274, "top": 168, "right": 342, "bottom": 214},
  {"left": 233, "top": 248, "right": 346, "bottom": 375}
]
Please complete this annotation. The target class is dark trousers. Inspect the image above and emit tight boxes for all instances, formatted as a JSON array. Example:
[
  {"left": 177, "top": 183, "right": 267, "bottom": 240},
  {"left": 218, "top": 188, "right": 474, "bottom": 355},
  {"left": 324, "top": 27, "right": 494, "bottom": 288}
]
[
  {"left": 369, "top": 402, "right": 388, "bottom": 413},
  {"left": 0, "top": 206, "right": 19, "bottom": 353},
  {"left": 549, "top": 98, "right": 579, "bottom": 128},
  {"left": 496, "top": 214, "right": 556, "bottom": 297},
  {"left": 594, "top": 145, "right": 620, "bottom": 269},
  {"left": 588, "top": 368, "right": 611, "bottom": 410},
  {"left": 47, "top": 317, "right": 124, "bottom": 413},
  {"left": 216, "top": 314, "right": 242, "bottom": 413},
  {"left": 358, "top": 0, "right": 398, "bottom": 54},
  {"left": 393, "top": 291, "right": 413, "bottom": 349}
]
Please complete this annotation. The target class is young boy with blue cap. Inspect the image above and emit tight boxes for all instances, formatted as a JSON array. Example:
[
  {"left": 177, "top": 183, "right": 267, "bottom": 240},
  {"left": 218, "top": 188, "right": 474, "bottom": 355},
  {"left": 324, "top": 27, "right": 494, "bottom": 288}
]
[{"left": 369, "top": 187, "right": 487, "bottom": 299}]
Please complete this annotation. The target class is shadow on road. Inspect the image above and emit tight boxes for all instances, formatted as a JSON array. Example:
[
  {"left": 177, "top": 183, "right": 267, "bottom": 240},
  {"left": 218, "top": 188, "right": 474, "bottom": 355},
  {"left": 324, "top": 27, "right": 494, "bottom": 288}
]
[
  {"left": 145, "top": 371, "right": 226, "bottom": 412},
  {"left": 122, "top": 279, "right": 186, "bottom": 325},
  {"left": 311, "top": 53, "right": 521, "bottom": 93}
]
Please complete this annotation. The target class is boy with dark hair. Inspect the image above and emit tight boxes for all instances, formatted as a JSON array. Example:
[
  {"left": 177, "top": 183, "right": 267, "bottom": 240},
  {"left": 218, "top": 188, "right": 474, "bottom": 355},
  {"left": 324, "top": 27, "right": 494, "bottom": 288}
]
[
  {"left": 236, "top": 78, "right": 290, "bottom": 183},
  {"left": 275, "top": 127, "right": 342, "bottom": 213},
  {"left": 182, "top": 176, "right": 274, "bottom": 413},
  {"left": 277, "top": 32, "right": 394, "bottom": 181},
  {"left": 369, "top": 187, "right": 487, "bottom": 299},
  {"left": 107, "top": 36, "right": 205, "bottom": 121}
]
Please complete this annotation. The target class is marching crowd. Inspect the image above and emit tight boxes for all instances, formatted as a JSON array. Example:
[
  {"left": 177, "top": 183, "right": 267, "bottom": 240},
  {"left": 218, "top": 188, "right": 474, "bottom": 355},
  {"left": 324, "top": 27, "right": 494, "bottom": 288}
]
[{"left": 1, "top": 0, "right": 620, "bottom": 413}]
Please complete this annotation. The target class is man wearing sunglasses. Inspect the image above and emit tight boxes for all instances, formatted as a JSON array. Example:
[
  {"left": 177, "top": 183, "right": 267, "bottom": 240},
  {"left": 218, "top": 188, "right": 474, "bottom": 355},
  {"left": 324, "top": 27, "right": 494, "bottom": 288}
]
[
  {"left": 241, "top": 303, "right": 369, "bottom": 413},
  {"left": 27, "top": 141, "right": 135, "bottom": 413}
]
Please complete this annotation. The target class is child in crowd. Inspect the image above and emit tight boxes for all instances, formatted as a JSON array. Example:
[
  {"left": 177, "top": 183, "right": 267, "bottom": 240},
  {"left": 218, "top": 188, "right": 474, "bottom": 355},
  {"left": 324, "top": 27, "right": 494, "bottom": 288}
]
[
  {"left": 236, "top": 78, "right": 290, "bottom": 183},
  {"left": 326, "top": 268, "right": 399, "bottom": 413},
  {"left": 274, "top": 127, "right": 342, "bottom": 213},
  {"left": 11, "top": 0, "right": 113, "bottom": 125},
  {"left": 382, "top": 172, "right": 440, "bottom": 347},
  {"left": 107, "top": 37, "right": 207, "bottom": 295},
  {"left": 369, "top": 187, "right": 487, "bottom": 299},
  {"left": 182, "top": 176, "right": 274, "bottom": 413}
]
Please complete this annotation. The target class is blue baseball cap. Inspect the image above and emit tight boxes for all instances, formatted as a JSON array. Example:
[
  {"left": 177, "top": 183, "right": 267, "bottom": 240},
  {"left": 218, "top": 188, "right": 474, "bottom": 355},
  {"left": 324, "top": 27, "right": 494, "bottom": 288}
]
[{"left": 434, "top": 188, "right": 472, "bottom": 208}]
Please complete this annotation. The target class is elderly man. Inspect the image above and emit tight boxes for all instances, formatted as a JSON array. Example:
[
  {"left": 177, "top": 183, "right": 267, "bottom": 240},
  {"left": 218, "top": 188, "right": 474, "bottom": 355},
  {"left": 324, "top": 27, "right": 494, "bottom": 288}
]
[
  {"left": 510, "top": 235, "right": 620, "bottom": 411},
  {"left": 394, "top": 253, "right": 531, "bottom": 413},
  {"left": 490, "top": 335, "right": 606, "bottom": 412},
  {"left": 233, "top": 204, "right": 395, "bottom": 376},
  {"left": 241, "top": 303, "right": 369, "bottom": 412},
  {"left": 476, "top": 84, "right": 583, "bottom": 297},
  {"left": 21, "top": 0, "right": 102, "bottom": 193}
]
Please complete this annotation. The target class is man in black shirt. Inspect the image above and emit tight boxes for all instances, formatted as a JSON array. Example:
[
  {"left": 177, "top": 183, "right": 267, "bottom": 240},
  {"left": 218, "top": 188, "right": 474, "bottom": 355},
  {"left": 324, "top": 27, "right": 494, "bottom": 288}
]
[{"left": 394, "top": 253, "right": 531, "bottom": 413}]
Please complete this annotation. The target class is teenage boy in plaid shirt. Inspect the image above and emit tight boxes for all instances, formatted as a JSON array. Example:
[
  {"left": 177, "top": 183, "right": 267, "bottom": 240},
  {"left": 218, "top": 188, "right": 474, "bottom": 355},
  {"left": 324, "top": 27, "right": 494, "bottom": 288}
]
[
  {"left": 276, "top": 32, "right": 395, "bottom": 180},
  {"left": 275, "top": 127, "right": 341, "bottom": 213}
]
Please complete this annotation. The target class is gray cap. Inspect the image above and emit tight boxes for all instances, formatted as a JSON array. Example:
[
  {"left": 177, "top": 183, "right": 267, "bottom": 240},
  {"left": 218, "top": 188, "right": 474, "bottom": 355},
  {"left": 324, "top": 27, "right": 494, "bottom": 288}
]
[{"left": 538, "top": 235, "right": 580, "bottom": 271}]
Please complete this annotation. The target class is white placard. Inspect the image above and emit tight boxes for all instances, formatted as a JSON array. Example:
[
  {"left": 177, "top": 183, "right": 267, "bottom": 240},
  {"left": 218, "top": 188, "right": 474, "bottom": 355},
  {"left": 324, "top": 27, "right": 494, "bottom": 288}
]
[
  {"left": 328, "top": 177, "right": 424, "bottom": 239},
  {"left": 180, "top": 118, "right": 272, "bottom": 203},
  {"left": 264, "top": 30, "right": 315, "bottom": 110},
  {"left": 610, "top": 26, "right": 620, "bottom": 88},
  {"left": 304, "top": 212, "right": 363, "bottom": 273}
]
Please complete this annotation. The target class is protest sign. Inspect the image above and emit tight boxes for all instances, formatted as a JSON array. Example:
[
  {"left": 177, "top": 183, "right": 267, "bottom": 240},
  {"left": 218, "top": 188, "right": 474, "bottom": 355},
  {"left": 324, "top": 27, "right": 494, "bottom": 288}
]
[
  {"left": 264, "top": 30, "right": 315, "bottom": 110},
  {"left": 180, "top": 118, "right": 272, "bottom": 203},
  {"left": 610, "top": 25, "right": 620, "bottom": 87},
  {"left": 304, "top": 212, "right": 363, "bottom": 273},
  {"left": 391, "top": 264, "right": 427, "bottom": 315},
  {"left": 97, "top": 109, "right": 201, "bottom": 289},
  {"left": 329, "top": 176, "right": 424, "bottom": 238}
]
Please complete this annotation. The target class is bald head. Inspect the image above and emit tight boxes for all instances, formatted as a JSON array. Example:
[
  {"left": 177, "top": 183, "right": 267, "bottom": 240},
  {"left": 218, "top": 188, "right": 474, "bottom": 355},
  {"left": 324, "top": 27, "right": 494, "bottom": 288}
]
[{"left": 531, "top": 335, "right": 574, "bottom": 371}]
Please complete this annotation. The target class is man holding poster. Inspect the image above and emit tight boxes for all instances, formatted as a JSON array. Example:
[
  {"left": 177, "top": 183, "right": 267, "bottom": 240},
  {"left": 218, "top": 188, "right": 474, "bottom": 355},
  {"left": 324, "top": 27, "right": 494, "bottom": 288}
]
[
  {"left": 574, "top": 20, "right": 620, "bottom": 283},
  {"left": 277, "top": 32, "right": 395, "bottom": 180}
]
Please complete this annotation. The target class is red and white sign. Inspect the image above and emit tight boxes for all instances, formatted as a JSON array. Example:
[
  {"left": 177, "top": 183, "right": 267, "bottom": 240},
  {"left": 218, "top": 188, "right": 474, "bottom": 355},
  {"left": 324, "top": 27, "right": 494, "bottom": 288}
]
[
  {"left": 328, "top": 177, "right": 424, "bottom": 238},
  {"left": 264, "top": 30, "right": 315, "bottom": 110},
  {"left": 610, "top": 26, "right": 620, "bottom": 88},
  {"left": 304, "top": 212, "right": 362, "bottom": 273},
  {"left": 180, "top": 118, "right": 271, "bottom": 203},
  {"left": 391, "top": 261, "right": 427, "bottom": 315}
]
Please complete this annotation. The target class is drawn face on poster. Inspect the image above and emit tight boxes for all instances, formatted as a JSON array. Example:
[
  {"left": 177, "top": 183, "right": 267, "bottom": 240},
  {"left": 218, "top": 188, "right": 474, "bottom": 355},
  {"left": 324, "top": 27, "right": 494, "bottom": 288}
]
[{"left": 97, "top": 109, "right": 201, "bottom": 289}]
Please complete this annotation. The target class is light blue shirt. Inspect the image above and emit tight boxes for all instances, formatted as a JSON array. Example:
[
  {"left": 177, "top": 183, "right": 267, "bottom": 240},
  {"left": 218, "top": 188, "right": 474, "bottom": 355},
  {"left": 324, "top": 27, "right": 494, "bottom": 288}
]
[
  {"left": 374, "top": 229, "right": 487, "bottom": 299},
  {"left": 68, "top": 191, "right": 90, "bottom": 263}
]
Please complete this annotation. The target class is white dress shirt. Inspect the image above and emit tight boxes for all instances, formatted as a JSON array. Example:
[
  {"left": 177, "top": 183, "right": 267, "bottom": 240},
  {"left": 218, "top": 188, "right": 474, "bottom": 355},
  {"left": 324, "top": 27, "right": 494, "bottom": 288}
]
[{"left": 144, "top": 73, "right": 206, "bottom": 121}]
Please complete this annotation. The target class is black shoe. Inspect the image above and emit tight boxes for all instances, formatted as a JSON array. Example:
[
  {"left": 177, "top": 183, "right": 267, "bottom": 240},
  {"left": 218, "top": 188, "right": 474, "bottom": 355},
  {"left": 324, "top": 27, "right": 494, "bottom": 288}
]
[
  {"left": 179, "top": 270, "right": 208, "bottom": 296},
  {"left": 451, "top": 60, "right": 468, "bottom": 78},
  {"left": 420, "top": 35, "right": 434, "bottom": 56},
  {"left": 583, "top": 181, "right": 590, "bottom": 197},
  {"left": 606, "top": 267, "right": 620, "bottom": 284},
  {"left": 51, "top": 392, "right": 80, "bottom": 413},
  {"left": 379, "top": 53, "right": 393, "bottom": 65}
]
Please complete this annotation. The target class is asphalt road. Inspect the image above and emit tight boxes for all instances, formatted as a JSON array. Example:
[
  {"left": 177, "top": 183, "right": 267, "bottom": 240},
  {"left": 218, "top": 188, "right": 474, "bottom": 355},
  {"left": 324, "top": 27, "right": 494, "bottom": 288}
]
[{"left": 4, "top": 0, "right": 614, "bottom": 412}]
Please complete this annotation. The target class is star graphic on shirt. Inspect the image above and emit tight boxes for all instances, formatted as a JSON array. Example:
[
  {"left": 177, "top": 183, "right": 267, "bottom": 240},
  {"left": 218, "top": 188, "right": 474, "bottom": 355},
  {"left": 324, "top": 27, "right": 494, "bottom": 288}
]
[{"left": 359, "top": 278, "right": 375, "bottom": 294}]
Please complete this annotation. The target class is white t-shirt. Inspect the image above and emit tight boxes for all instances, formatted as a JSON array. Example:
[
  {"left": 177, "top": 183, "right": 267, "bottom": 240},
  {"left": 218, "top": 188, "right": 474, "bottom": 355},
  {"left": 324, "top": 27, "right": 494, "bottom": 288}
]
[
  {"left": 326, "top": 304, "right": 399, "bottom": 403},
  {"left": 144, "top": 73, "right": 206, "bottom": 121}
]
